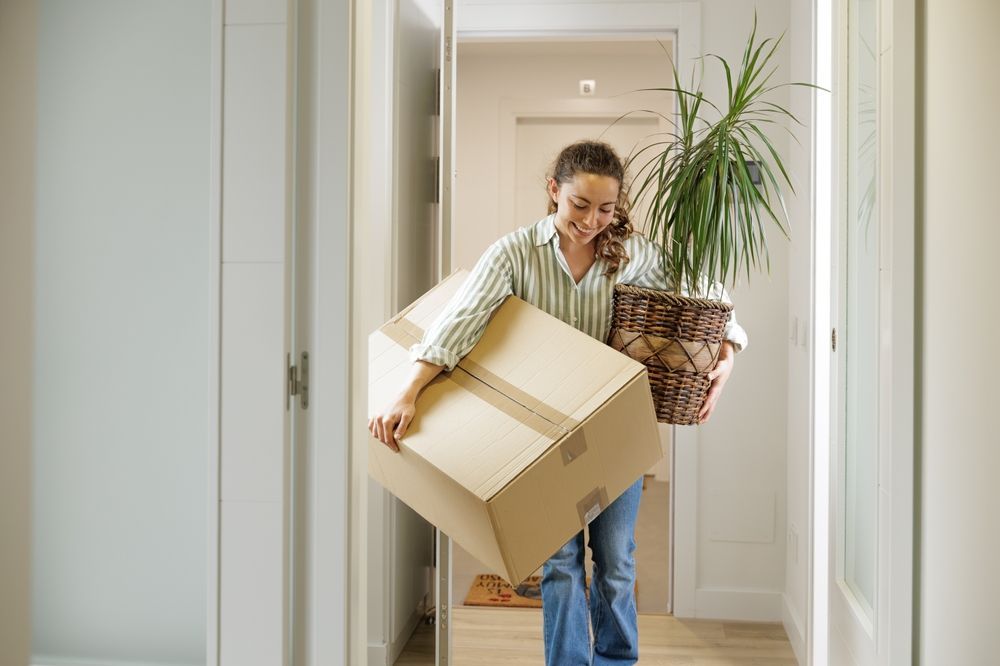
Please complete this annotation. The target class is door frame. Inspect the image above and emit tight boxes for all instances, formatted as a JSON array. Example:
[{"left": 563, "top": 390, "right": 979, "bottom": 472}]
[
  {"left": 825, "top": 0, "right": 916, "bottom": 662},
  {"left": 323, "top": 2, "right": 911, "bottom": 666},
  {"left": 455, "top": 3, "right": 702, "bottom": 624}
]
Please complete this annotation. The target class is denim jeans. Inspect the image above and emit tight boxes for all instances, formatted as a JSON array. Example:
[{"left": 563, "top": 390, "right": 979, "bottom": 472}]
[{"left": 540, "top": 476, "right": 643, "bottom": 665}]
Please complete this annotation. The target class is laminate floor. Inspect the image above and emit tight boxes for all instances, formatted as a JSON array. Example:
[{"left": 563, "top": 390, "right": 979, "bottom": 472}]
[{"left": 395, "top": 607, "right": 797, "bottom": 665}]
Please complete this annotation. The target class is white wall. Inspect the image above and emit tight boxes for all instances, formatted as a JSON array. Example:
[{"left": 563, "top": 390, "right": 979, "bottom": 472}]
[
  {"left": 31, "top": 1, "right": 211, "bottom": 663},
  {"left": 0, "top": 1, "right": 36, "bottom": 664},
  {"left": 685, "top": 0, "right": 792, "bottom": 621},
  {"left": 454, "top": 40, "right": 674, "bottom": 270},
  {"left": 918, "top": 0, "right": 1000, "bottom": 662}
]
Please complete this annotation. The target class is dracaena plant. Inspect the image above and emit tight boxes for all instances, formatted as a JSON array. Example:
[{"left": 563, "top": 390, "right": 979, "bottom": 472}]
[{"left": 622, "top": 14, "right": 820, "bottom": 297}]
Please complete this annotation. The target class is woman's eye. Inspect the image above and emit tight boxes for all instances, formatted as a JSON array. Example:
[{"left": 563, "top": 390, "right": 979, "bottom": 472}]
[
  {"left": 600, "top": 208, "right": 613, "bottom": 215},
  {"left": 573, "top": 203, "right": 586, "bottom": 210}
]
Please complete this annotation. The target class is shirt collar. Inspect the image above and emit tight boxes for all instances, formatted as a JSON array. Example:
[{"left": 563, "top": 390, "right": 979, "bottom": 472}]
[{"left": 534, "top": 213, "right": 558, "bottom": 246}]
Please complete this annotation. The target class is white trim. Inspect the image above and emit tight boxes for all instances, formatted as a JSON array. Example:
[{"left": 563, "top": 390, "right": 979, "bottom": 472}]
[
  {"left": 811, "top": 0, "right": 835, "bottom": 663},
  {"left": 885, "top": 0, "right": 915, "bottom": 661},
  {"left": 453, "top": 0, "right": 702, "bottom": 623},
  {"left": 458, "top": 2, "right": 695, "bottom": 40},
  {"left": 784, "top": 592, "right": 808, "bottom": 665},
  {"left": 207, "top": 1, "right": 223, "bottom": 664},
  {"left": 692, "top": 588, "right": 784, "bottom": 622},
  {"left": 367, "top": 643, "right": 388, "bottom": 664},
  {"left": 308, "top": 0, "right": 354, "bottom": 663},
  {"left": 31, "top": 651, "right": 215, "bottom": 666}
]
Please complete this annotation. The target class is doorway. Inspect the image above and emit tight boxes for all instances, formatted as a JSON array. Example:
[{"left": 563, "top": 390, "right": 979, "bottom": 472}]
[
  {"left": 450, "top": 37, "right": 677, "bottom": 617},
  {"left": 328, "top": 1, "right": 914, "bottom": 665}
]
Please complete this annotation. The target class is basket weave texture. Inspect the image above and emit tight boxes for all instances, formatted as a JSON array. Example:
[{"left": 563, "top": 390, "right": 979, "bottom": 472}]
[{"left": 607, "top": 284, "right": 732, "bottom": 425}]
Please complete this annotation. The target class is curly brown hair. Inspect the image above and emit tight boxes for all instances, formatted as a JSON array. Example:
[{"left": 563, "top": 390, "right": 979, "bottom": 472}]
[{"left": 546, "top": 140, "right": 635, "bottom": 275}]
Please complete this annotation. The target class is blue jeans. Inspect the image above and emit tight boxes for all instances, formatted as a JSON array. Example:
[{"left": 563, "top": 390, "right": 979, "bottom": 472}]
[{"left": 540, "top": 476, "right": 643, "bottom": 665}]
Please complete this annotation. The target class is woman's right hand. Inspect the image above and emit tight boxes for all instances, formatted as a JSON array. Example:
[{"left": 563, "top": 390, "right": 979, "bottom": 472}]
[{"left": 368, "top": 393, "right": 416, "bottom": 453}]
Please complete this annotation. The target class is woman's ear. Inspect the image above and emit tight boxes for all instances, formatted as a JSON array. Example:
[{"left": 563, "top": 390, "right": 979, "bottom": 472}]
[{"left": 547, "top": 177, "right": 559, "bottom": 204}]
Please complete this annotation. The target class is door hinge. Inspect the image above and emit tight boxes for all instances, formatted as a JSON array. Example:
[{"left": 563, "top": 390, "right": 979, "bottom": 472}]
[
  {"left": 831, "top": 327, "right": 837, "bottom": 352},
  {"left": 287, "top": 351, "right": 309, "bottom": 410},
  {"left": 432, "top": 155, "right": 441, "bottom": 203},
  {"left": 434, "top": 67, "right": 441, "bottom": 116}
]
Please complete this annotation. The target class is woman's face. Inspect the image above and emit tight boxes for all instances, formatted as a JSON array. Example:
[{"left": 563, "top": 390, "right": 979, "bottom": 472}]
[{"left": 548, "top": 172, "right": 619, "bottom": 249}]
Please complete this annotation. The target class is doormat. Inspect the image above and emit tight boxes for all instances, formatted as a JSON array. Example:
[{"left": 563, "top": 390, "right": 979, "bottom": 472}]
[{"left": 463, "top": 574, "right": 638, "bottom": 608}]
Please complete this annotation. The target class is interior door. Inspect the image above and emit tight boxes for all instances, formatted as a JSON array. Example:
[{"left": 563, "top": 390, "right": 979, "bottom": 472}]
[
  {"left": 830, "top": 0, "right": 883, "bottom": 662},
  {"left": 291, "top": 0, "right": 445, "bottom": 662},
  {"left": 385, "top": 0, "right": 441, "bottom": 661}
]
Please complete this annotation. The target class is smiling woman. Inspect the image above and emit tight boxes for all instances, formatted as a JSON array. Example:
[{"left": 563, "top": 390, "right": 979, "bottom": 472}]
[
  {"left": 370, "top": 138, "right": 749, "bottom": 665},
  {"left": 344, "top": 1, "right": 846, "bottom": 664}
]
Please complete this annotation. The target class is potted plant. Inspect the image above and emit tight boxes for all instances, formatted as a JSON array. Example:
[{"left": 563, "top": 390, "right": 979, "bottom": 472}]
[{"left": 608, "top": 16, "right": 819, "bottom": 424}]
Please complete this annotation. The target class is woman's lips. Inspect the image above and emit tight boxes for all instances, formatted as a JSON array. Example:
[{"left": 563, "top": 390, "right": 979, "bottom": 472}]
[{"left": 572, "top": 222, "right": 597, "bottom": 237}]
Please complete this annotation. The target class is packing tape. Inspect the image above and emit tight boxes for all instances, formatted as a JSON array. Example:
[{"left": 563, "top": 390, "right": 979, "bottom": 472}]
[
  {"left": 560, "top": 430, "right": 588, "bottom": 465},
  {"left": 380, "top": 320, "right": 421, "bottom": 349},
  {"left": 381, "top": 316, "right": 580, "bottom": 431},
  {"left": 393, "top": 317, "right": 425, "bottom": 341},
  {"left": 576, "top": 486, "right": 610, "bottom": 526},
  {"left": 448, "top": 368, "right": 563, "bottom": 439},
  {"left": 460, "top": 359, "right": 580, "bottom": 430}
]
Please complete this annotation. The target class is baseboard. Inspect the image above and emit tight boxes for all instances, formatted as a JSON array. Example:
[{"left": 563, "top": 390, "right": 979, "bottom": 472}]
[
  {"left": 692, "top": 587, "right": 783, "bottom": 621},
  {"left": 782, "top": 593, "right": 806, "bottom": 665},
  {"left": 30, "top": 655, "right": 198, "bottom": 666},
  {"left": 368, "top": 641, "right": 389, "bottom": 665},
  {"left": 388, "top": 605, "right": 424, "bottom": 665}
]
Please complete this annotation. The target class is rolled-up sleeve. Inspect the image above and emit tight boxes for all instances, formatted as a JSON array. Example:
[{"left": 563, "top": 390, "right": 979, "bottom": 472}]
[
  {"left": 624, "top": 237, "right": 749, "bottom": 354},
  {"left": 409, "top": 241, "right": 514, "bottom": 371},
  {"left": 705, "top": 280, "right": 749, "bottom": 354}
]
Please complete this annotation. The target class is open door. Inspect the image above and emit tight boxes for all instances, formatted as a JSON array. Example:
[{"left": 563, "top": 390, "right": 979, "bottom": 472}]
[{"left": 294, "top": 0, "right": 450, "bottom": 663}]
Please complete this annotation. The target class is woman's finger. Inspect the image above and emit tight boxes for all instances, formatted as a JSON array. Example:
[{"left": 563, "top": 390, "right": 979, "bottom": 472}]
[
  {"left": 395, "top": 412, "right": 412, "bottom": 440},
  {"left": 383, "top": 414, "right": 401, "bottom": 449}
]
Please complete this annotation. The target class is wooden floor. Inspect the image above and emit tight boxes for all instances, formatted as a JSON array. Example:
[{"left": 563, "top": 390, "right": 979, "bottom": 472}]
[{"left": 396, "top": 607, "right": 797, "bottom": 665}]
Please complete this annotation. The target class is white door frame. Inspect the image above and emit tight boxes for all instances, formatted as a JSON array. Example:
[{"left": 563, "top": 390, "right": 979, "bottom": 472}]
[
  {"left": 456, "top": 0, "right": 702, "bottom": 624},
  {"left": 825, "top": 0, "right": 916, "bottom": 662},
  {"left": 324, "top": 2, "right": 918, "bottom": 665}
]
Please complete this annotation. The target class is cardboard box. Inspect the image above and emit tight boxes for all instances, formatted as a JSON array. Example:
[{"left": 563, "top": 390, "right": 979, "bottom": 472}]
[{"left": 368, "top": 271, "right": 663, "bottom": 586}]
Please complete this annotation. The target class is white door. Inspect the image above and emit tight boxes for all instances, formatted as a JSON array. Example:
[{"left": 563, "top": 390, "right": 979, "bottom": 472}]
[
  {"left": 292, "top": 0, "right": 445, "bottom": 663},
  {"left": 829, "top": 0, "right": 887, "bottom": 662},
  {"left": 381, "top": 0, "right": 442, "bottom": 661}
]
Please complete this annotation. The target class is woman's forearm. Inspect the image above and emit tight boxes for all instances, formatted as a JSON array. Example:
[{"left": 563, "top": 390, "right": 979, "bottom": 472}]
[{"left": 399, "top": 359, "right": 446, "bottom": 401}]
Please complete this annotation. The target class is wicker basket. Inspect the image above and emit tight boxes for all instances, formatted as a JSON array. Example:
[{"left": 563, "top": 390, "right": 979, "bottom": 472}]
[{"left": 607, "top": 284, "right": 732, "bottom": 425}]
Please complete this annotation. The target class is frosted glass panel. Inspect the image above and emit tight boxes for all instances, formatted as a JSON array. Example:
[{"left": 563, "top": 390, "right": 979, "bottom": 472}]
[
  {"left": 843, "top": 0, "right": 879, "bottom": 619},
  {"left": 33, "top": 1, "right": 210, "bottom": 663}
]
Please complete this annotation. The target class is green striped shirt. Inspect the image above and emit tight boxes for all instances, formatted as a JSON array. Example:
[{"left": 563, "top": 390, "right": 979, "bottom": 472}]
[{"left": 411, "top": 213, "right": 749, "bottom": 371}]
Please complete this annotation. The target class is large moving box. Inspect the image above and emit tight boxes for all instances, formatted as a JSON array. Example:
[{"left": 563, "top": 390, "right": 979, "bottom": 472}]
[{"left": 368, "top": 271, "right": 663, "bottom": 585}]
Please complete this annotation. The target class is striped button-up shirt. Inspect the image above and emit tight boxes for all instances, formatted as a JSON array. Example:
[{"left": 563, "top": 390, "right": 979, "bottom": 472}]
[{"left": 411, "top": 213, "right": 749, "bottom": 371}]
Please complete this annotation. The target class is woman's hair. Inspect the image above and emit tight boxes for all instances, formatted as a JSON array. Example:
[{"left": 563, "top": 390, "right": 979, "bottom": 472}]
[{"left": 546, "top": 140, "right": 635, "bottom": 275}]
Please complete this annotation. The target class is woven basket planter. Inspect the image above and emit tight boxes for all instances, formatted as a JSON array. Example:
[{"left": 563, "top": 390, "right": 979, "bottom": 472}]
[{"left": 607, "top": 284, "right": 732, "bottom": 425}]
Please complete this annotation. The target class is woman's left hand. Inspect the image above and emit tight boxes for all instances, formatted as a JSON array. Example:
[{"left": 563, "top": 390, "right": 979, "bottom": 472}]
[{"left": 698, "top": 341, "right": 736, "bottom": 424}]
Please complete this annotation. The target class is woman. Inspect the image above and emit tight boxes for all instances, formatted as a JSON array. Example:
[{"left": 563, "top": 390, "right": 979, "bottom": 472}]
[{"left": 369, "top": 140, "right": 748, "bottom": 665}]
